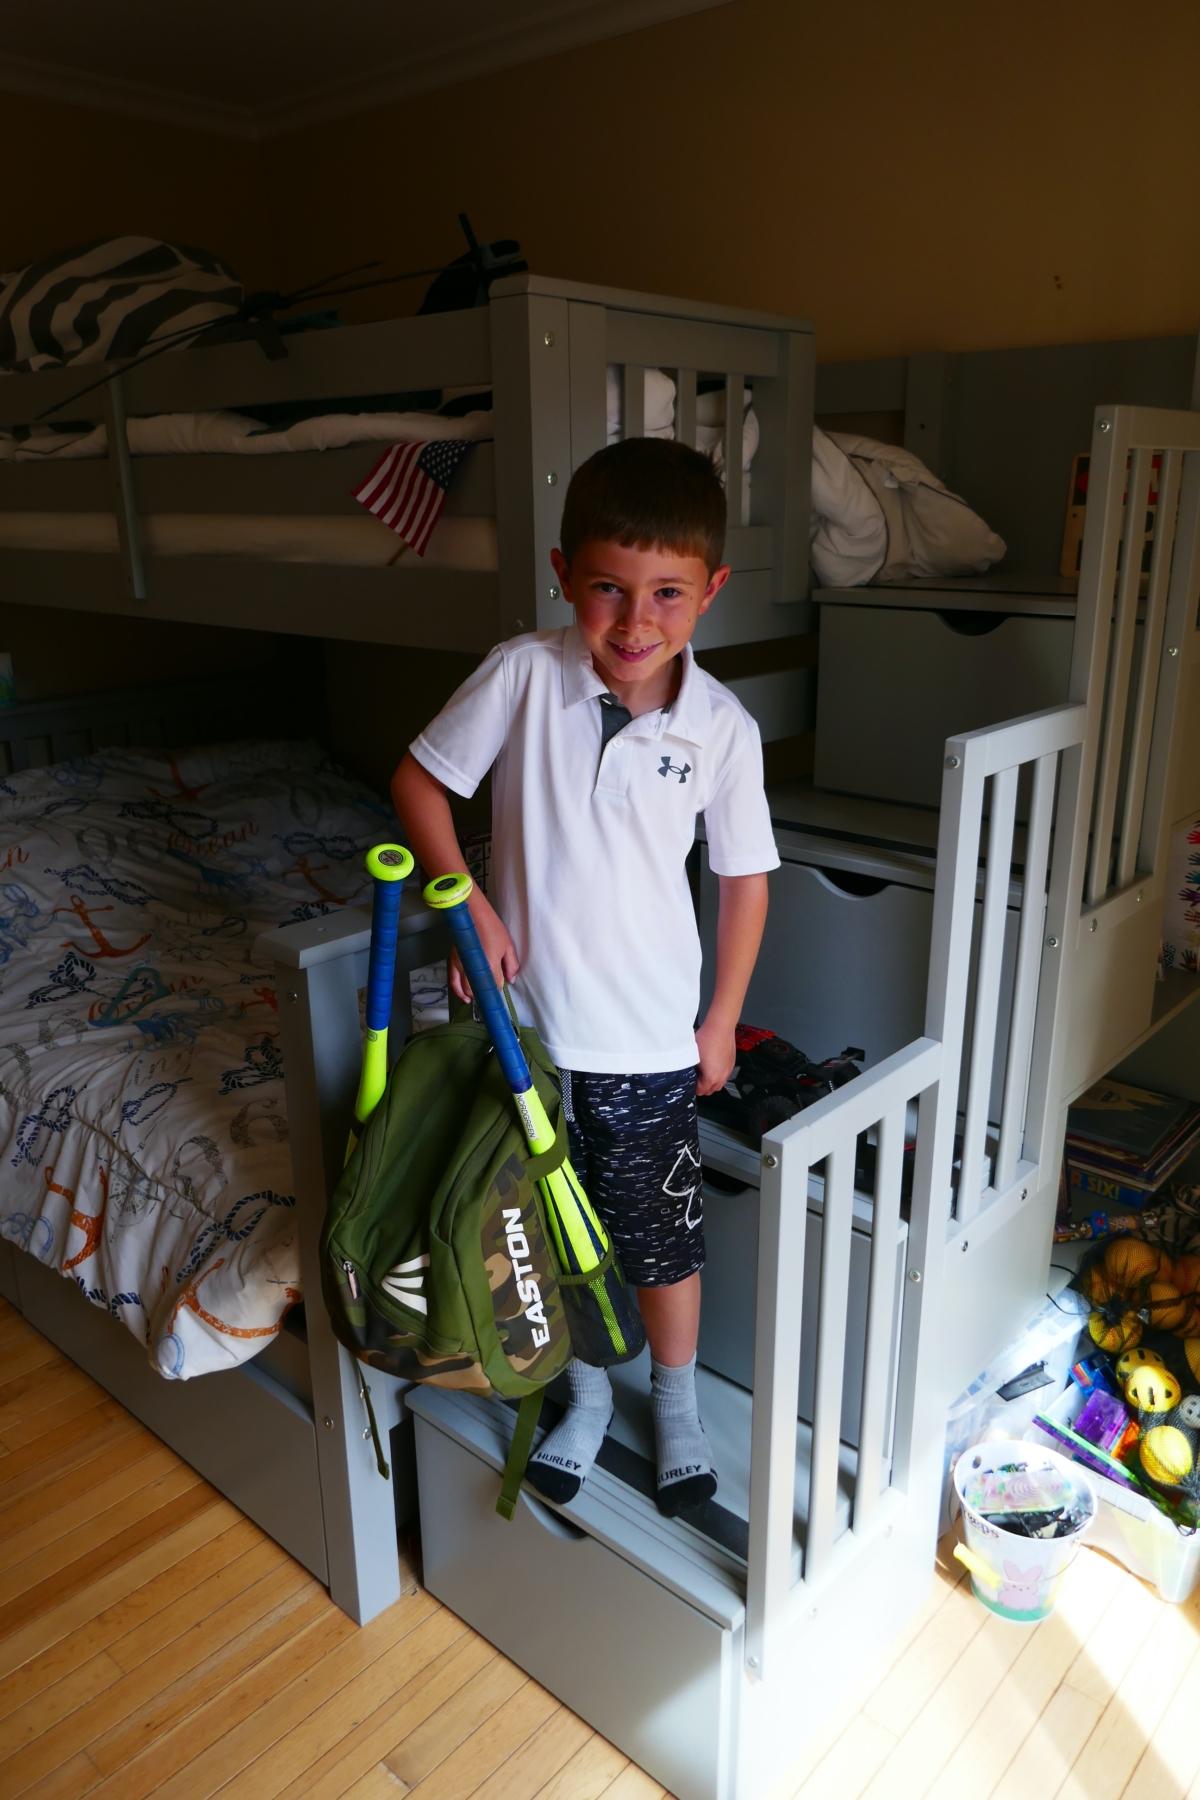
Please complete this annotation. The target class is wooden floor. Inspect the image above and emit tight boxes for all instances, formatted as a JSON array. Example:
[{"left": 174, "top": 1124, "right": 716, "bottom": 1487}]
[{"left": 2, "top": 1298, "right": 1198, "bottom": 1800}]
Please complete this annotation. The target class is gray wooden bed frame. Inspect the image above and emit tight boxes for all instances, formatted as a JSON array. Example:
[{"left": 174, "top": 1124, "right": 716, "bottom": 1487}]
[{"left": 2, "top": 286, "right": 1199, "bottom": 1791}]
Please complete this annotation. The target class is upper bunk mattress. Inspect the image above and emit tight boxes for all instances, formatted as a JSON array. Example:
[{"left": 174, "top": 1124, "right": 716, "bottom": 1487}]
[{"left": 0, "top": 737, "right": 389, "bottom": 1378}]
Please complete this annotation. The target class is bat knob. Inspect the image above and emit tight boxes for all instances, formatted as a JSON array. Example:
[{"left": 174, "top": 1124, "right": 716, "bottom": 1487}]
[
  {"left": 365, "top": 843, "right": 414, "bottom": 882},
  {"left": 424, "top": 871, "right": 473, "bottom": 910}
]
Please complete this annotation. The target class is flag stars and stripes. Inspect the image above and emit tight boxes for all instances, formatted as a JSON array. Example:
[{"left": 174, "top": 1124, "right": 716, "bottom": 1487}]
[{"left": 353, "top": 438, "right": 473, "bottom": 557}]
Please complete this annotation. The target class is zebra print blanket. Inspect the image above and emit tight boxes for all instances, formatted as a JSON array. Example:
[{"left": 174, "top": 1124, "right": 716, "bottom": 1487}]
[{"left": 0, "top": 235, "right": 242, "bottom": 375}]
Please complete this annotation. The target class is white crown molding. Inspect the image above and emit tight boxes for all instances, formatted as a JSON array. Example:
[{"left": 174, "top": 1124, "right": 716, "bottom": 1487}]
[
  {"left": 0, "top": 49, "right": 260, "bottom": 140},
  {"left": 0, "top": 2, "right": 729, "bottom": 141}
]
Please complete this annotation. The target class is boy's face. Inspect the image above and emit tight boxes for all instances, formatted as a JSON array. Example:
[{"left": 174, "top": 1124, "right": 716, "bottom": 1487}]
[{"left": 551, "top": 538, "right": 730, "bottom": 710}]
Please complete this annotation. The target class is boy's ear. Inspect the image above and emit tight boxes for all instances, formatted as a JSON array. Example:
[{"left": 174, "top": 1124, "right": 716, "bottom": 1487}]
[
  {"left": 699, "top": 564, "right": 732, "bottom": 613},
  {"left": 550, "top": 547, "right": 572, "bottom": 602}
]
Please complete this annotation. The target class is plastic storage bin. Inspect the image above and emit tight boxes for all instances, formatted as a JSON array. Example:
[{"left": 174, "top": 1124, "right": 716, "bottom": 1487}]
[
  {"left": 1029, "top": 1382, "right": 1200, "bottom": 1604},
  {"left": 939, "top": 1286, "right": 1087, "bottom": 1536}
]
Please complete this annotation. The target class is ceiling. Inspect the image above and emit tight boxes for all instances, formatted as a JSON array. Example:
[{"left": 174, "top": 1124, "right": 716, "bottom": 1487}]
[{"left": 0, "top": 0, "right": 731, "bottom": 138}]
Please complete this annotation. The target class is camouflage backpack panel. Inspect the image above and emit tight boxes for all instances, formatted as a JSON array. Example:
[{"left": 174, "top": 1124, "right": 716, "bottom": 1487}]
[{"left": 323, "top": 1014, "right": 572, "bottom": 1398}]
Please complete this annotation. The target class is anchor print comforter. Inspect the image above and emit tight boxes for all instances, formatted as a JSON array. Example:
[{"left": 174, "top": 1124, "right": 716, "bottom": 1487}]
[{"left": 0, "top": 737, "right": 390, "bottom": 1377}]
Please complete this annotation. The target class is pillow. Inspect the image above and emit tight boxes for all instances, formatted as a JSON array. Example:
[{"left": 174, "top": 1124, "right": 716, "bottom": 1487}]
[
  {"left": 0, "top": 236, "right": 242, "bottom": 375},
  {"left": 827, "top": 433, "right": 1006, "bottom": 580},
  {"left": 810, "top": 426, "right": 888, "bottom": 586}
]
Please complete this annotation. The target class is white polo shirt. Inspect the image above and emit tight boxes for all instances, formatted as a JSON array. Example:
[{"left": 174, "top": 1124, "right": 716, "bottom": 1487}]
[{"left": 410, "top": 626, "right": 780, "bottom": 1073}]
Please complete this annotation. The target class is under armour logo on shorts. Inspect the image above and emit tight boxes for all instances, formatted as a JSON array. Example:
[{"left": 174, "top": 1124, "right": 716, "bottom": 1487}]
[{"left": 658, "top": 757, "right": 691, "bottom": 784}]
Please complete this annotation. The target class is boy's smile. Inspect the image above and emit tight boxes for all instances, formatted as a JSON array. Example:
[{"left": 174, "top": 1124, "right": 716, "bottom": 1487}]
[{"left": 550, "top": 539, "right": 730, "bottom": 715}]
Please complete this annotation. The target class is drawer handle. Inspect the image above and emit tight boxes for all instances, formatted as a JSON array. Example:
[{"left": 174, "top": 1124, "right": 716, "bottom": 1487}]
[
  {"left": 934, "top": 609, "right": 1007, "bottom": 637},
  {"left": 520, "top": 1491, "right": 590, "bottom": 1543}
]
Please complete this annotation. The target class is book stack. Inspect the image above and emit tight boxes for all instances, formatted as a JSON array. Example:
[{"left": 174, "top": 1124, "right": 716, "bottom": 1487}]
[{"left": 1066, "top": 1078, "right": 1200, "bottom": 1216}]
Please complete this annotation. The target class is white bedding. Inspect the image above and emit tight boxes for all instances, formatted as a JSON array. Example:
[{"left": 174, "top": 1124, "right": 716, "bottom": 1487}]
[
  {"left": 0, "top": 739, "right": 390, "bottom": 1378},
  {"left": 0, "top": 511, "right": 499, "bottom": 568}
]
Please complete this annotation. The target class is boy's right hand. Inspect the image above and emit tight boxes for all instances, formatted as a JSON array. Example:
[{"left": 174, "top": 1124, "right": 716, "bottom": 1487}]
[{"left": 449, "top": 891, "right": 520, "bottom": 1003}]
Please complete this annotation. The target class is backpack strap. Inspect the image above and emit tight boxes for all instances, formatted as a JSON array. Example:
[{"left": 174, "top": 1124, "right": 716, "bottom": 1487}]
[{"left": 496, "top": 1391, "right": 544, "bottom": 1520}]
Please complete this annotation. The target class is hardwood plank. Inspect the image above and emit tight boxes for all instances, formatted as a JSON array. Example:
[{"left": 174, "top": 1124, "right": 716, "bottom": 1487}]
[
  {"left": 0, "top": 1438, "right": 180, "bottom": 1572},
  {"left": 861, "top": 1600, "right": 1031, "bottom": 1797},
  {"left": 223, "top": 1595, "right": 454, "bottom": 1800},
  {"left": 533, "top": 1735, "right": 630, "bottom": 1800},
  {"left": 472, "top": 1706, "right": 594, "bottom": 1800},
  {"left": 0, "top": 1362, "right": 102, "bottom": 1437},
  {"left": 1123, "top": 1631, "right": 1200, "bottom": 1800},
  {"left": 0, "top": 1648, "right": 122, "bottom": 1760},
  {"left": 598, "top": 1767, "right": 667, "bottom": 1798},
  {"left": 18, "top": 1749, "right": 104, "bottom": 1800},
  {"left": 794, "top": 1711, "right": 897, "bottom": 1798},
  {"left": 87, "top": 1565, "right": 322, "bottom": 1776},
  {"left": 341, "top": 1767, "right": 412, "bottom": 1799},
  {"left": 0, "top": 1413, "right": 149, "bottom": 1529},
  {"left": 405, "top": 1676, "right": 560, "bottom": 1798},
  {"left": 0, "top": 1518, "right": 261, "bottom": 1721},
  {"left": 0, "top": 1400, "right": 139, "bottom": 1503},
  {"left": 0, "top": 1334, "right": 61, "bottom": 1388},
  {"left": 384, "top": 1651, "right": 528, "bottom": 1787},
  {"left": 0, "top": 1495, "right": 241, "bottom": 1681},
  {"left": 1057, "top": 1574, "right": 1200, "bottom": 1800},
  {"left": 0, "top": 1380, "right": 119, "bottom": 1453},
  {"left": 859, "top": 1557, "right": 990, "bottom": 1738},
  {"left": 274, "top": 1615, "right": 482, "bottom": 1800},
  {"left": 0, "top": 1456, "right": 196, "bottom": 1598},
  {"left": 0, "top": 1478, "right": 218, "bottom": 1641},
  {"left": 164, "top": 1588, "right": 439, "bottom": 1798},
  {"left": 110, "top": 1532, "right": 289, "bottom": 1672},
  {"left": 85, "top": 1597, "right": 354, "bottom": 1799},
  {"left": 924, "top": 1547, "right": 1121, "bottom": 1799}
]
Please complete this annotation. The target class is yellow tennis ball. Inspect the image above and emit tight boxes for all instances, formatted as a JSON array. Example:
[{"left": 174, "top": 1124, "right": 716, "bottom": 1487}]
[
  {"left": 1116, "top": 1346, "right": 1168, "bottom": 1382},
  {"left": 1140, "top": 1425, "right": 1195, "bottom": 1487},
  {"left": 1184, "top": 1340, "right": 1200, "bottom": 1386},
  {"left": 1125, "top": 1366, "right": 1182, "bottom": 1414}
]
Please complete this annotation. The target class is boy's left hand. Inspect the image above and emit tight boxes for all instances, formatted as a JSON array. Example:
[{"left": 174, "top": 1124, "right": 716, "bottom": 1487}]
[{"left": 695, "top": 1016, "right": 737, "bottom": 1096}]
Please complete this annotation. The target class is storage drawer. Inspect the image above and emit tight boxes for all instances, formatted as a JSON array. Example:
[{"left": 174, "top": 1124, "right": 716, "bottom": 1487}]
[
  {"left": 410, "top": 1388, "right": 742, "bottom": 1800},
  {"left": 698, "top": 1174, "right": 907, "bottom": 1454},
  {"left": 698, "top": 832, "right": 1024, "bottom": 1124},
  {"left": 814, "top": 602, "right": 1074, "bottom": 808}
]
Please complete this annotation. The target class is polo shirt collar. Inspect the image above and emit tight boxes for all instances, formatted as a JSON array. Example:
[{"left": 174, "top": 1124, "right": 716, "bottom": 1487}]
[{"left": 560, "top": 625, "right": 711, "bottom": 745}]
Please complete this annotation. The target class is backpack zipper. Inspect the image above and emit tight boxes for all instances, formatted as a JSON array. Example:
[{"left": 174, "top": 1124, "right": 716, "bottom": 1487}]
[{"left": 342, "top": 1259, "right": 360, "bottom": 1300}]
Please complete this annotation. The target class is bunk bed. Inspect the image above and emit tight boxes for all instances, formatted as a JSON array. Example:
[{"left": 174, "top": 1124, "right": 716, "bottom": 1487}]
[{"left": 2, "top": 279, "right": 1197, "bottom": 1798}]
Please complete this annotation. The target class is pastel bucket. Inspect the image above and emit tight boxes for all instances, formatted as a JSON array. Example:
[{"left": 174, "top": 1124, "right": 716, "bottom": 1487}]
[{"left": 953, "top": 1438, "right": 1096, "bottom": 1623}]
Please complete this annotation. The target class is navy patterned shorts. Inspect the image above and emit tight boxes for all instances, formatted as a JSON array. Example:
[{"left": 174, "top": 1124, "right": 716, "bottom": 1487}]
[{"left": 557, "top": 1067, "right": 704, "bottom": 1289}]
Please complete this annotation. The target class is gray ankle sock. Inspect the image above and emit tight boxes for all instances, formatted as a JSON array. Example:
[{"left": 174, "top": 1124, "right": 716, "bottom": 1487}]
[
  {"left": 527, "top": 1358, "right": 613, "bottom": 1504},
  {"left": 652, "top": 1354, "right": 717, "bottom": 1516}
]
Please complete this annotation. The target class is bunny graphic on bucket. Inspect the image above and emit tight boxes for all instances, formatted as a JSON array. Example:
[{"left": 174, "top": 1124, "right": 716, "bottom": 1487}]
[{"left": 953, "top": 1439, "right": 1096, "bottom": 1623}]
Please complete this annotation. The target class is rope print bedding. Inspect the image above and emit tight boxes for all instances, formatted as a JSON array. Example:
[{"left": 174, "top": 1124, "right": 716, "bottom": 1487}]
[{"left": 0, "top": 737, "right": 390, "bottom": 1377}]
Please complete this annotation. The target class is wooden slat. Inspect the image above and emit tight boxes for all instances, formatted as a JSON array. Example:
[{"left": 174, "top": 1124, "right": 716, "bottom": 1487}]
[
  {"left": 853, "top": 1106, "right": 905, "bottom": 1532},
  {"left": 1087, "top": 446, "right": 1154, "bottom": 903},
  {"left": 675, "top": 366, "right": 697, "bottom": 447},
  {"left": 1116, "top": 446, "right": 1182, "bottom": 886},
  {"left": 995, "top": 749, "right": 1055, "bottom": 1189},
  {"left": 621, "top": 364, "right": 645, "bottom": 439},
  {"left": 955, "top": 763, "right": 1018, "bottom": 1223},
  {"left": 723, "top": 372, "right": 744, "bottom": 527},
  {"left": 805, "top": 1144, "right": 854, "bottom": 1576}
]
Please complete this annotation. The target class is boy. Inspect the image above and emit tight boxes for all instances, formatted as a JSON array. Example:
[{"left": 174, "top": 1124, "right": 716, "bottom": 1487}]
[{"left": 391, "top": 437, "right": 778, "bottom": 1514}]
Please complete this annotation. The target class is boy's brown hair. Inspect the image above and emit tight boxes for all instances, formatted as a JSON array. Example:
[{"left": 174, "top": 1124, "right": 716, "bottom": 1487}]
[{"left": 558, "top": 437, "right": 726, "bottom": 573}]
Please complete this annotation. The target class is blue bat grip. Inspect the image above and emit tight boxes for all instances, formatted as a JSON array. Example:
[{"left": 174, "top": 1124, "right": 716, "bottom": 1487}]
[
  {"left": 365, "top": 878, "right": 405, "bottom": 1032},
  {"left": 442, "top": 904, "right": 532, "bottom": 1095}
]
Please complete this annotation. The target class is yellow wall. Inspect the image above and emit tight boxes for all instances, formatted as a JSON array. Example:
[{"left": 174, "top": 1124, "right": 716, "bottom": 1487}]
[
  {"left": 265, "top": 0, "right": 1200, "bottom": 359},
  {"left": 3, "top": 94, "right": 273, "bottom": 285}
]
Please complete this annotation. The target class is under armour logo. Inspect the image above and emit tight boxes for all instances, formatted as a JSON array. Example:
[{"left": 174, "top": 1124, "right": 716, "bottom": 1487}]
[{"left": 658, "top": 757, "right": 691, "bottom": 784}]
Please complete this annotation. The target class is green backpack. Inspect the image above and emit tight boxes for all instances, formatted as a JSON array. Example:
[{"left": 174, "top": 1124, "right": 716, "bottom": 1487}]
[{"left": 323, "top": 1006, "right": 576, "bottom": 1517}]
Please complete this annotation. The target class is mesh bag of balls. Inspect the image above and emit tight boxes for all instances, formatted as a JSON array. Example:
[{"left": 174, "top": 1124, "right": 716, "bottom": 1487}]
[{"left": 1077, "top": 1236, "right": 1200, "bottom": 1503}]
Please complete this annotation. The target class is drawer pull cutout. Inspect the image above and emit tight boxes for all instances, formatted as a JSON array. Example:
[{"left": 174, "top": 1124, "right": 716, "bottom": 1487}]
[{"left": 935, "top": 609, "right": 1007, "bottom": 637}]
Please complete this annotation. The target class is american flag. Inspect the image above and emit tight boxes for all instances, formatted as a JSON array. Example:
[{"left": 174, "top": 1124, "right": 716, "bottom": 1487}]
[{"left": 352, "top": 438, "right": 472, "bottom": 557}]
